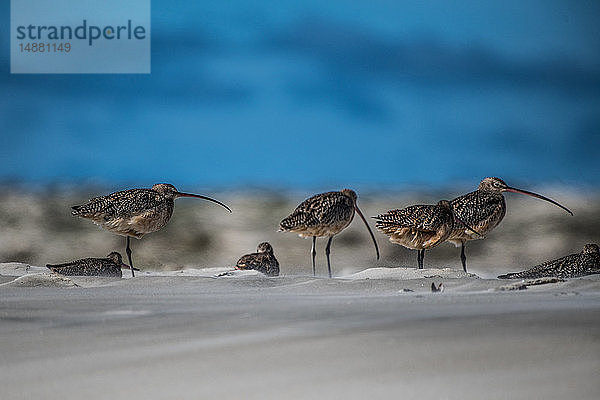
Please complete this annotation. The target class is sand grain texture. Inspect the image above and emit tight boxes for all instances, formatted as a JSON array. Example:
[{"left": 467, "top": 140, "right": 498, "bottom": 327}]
[{"left": 0, "top": 264, "right": 599, "bottom": 400}]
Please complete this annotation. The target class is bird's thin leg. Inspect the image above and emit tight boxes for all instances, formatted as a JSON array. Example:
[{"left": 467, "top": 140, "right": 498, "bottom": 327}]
[
  {"left": 126, "top": 236, "right": 135, "bottom": 277},
  {"left": 311, "top": 236, "right": 317, "bottom": 277},
  {"left": 325, "top": 236, "right": 333, "bottom": 278},
  {"left": 417, "top": 249, "right": 425, "bottom": 269},
  {"left": 460, "top": 242, "right": 467, "bottom": 273}
]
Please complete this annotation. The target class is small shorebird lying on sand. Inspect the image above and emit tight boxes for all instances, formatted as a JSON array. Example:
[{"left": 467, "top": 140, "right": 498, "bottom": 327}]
[
  {"left": 235, "top": 242, "right": 280, "bottom": 277},
  {"left": 279, "top": 189, "right": 379, "bottom": 278},
  {"left": 498, "top": 243, "right": 600, "bottom": 279},
  {"left": 46, "top": 252, "right": 134, "bottom": 277}
]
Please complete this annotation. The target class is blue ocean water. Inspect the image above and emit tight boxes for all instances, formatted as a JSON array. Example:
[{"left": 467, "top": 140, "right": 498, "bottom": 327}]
[{"left": 1, "top": 0, "right": 599, "bottom": 188}]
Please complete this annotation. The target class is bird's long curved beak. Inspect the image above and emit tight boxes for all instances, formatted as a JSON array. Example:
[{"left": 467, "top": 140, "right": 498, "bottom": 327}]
[
  {"left": 355, "top": 205, "right": 380, "bottom": 260},
  {"left": 504, "top": 187, "right": 573, "bottom": 216},
  {"left": 175, "top": 192, "right": 232, "bottom": 213}
]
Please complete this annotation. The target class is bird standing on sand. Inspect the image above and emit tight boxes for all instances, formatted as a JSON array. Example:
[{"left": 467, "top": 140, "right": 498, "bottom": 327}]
[
  {"left": 279, "top": 189, "right": 379, "bottom": 278},
  {"left": 235, "top": 242, "right": 280, "bottom": 276},
  {"left": 46, "top": 252, "right": 133, "bottom": 277},
  {"left": 498, "top": 243, "right": 600, "bottom": 279},
  {"left": 72, "top": 183, "right": 231, "bottom": 277},
  {"left": 448, "top": 177, "right": 573, "bottom": 272},
  {"left": 373, "top": 200, "right": 478, "bottom": 269}
]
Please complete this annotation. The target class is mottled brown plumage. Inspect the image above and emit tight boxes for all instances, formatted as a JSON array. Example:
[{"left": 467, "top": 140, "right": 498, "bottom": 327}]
[
  {"left": 46, "top": 252, "right": 131, "bottom": 277},
  {"left": 72, "top": 183, "right": 231, "bottom": 276},
  {"left": 374, "top": 200, "right": 469, "bottom": 269},
  {"left": 498, "top": 243, "right": 600, "bottom": 279},
  {"left": 448, "top": 177, "right": 573, "bottom": 273},
  {"left": 279, "top": 189, "right": 379, "bottom": 278},
  {"left": 236, "top": 242, "right": 280, "bottom": 276}
]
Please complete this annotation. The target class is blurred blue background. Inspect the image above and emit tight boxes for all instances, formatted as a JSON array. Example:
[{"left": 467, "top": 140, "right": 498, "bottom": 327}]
[{"left": 2, "top": 0, "right": 599, "bottom": 189}]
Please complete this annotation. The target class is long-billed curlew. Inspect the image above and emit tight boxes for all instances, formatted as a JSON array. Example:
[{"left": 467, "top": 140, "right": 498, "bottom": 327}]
[
  {"left": 235, "top": 242, "right": 280, "bottom": 276},
  {"left": 46, "top": 252, "right": 134, "bottom": 278},
  {"left": 498, "top": 243, "right": 600, "bottom": 279},
  {"left": 72, "top": 183, "right": 231, "bottom": 277},
  {"left": 448, "top": 177, "right": 573, "bottom": 273},
  {"left": 279, "top": 189, "right": 379, "bottom": 278},
  {"left": 373, "top": 200, "right": 478, "bottom": 269}
]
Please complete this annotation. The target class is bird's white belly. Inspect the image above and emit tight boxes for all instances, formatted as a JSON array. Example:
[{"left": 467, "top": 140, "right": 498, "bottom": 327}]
[
  {"left": 97, "top": 214, "right": 166, "bottom": 238},
  {"left": 295, "top": 220, "right": 352, "bottom": 238}
]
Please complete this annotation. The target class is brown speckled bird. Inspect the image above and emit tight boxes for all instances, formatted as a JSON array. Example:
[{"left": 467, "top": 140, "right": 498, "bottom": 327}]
[
  {"left": 449, "top": 177, "right": 573, "bottom": 272},
  {"left": 235, "top": 242, "right": 280, "bottom": 276},
  {"left": 72, "top": 183, "right": 231, "bottom": 276},
  {"left": 498, "top": 243, "right": 600, "bottom": 279},
  {"left": 373, "top": 200, "right": 478, "bottom": 269},
  {"left": 46, "top": 252, "right": 133, "bottom": 277},
  {"left": 279, "top": 189, "right": 379, "bottom": 278}
]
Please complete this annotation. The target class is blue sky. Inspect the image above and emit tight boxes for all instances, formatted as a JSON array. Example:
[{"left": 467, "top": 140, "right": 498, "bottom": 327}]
[{"left": 1, "top": 0, "right": 599, "bottom": 189}]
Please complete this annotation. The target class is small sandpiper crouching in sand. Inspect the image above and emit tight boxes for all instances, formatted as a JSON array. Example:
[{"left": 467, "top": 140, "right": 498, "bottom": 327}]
[
  {"left": 448, "top": 177, "right": 573, "bottom": 273},
  {"left": 235, "top": 242, "right": 280, "bottom": 276},
  {"left": 279, "top": 189, "right": 379, "bottom": 278},
  {"left": 498, "top": 243, "right": 600, "bottom": 279},
  {"left": 71, "top": 183, "right": 232, "bottom": 277},
  {"left": 373, "top": 200, "right": 479, "bottom": 269},
  {"left": 46, "top": 252, "right": 133, "bottom": 277}
]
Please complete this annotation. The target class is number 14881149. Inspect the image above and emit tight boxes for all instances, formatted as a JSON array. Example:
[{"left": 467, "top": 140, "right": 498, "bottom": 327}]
[{"left": 19, "top": 43, "right": 71, "bottom": 53}]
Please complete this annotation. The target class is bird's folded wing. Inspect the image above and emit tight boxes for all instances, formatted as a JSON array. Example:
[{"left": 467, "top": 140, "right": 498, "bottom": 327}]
[{"left": 374, "top": 208, "right": 441, "bottom": 232}]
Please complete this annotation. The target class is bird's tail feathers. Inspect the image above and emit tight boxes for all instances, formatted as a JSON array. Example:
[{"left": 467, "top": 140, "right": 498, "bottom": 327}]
[
  {"left": 373, "top": 218, "right": 406, "bottom": 234},
  {"left": 71, "top": 205, "right": 82, "bottom": 216},
  {"left": 497, "top": 272, "right": 525, "bottom": 279}
]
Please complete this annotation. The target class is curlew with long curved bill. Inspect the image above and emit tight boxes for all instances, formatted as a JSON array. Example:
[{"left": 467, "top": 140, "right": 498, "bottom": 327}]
[
  {"left": 72, "top": 183, "right": 232, "bottom": 277},
  {"left": 373, "top": 200, "right": 479, "bottom": 269},
  {"left": 279, "top": 189, "right": 379, "bottom": 278},
  {"left": 449, "top": 177, "right": 573, "bottom": 272}
]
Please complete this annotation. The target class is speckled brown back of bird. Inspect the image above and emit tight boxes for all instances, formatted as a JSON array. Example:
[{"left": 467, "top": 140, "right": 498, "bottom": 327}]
[
  {"left": 374, "top": 200, "right": 455, "bottom": 251},
  {"left": 279, "top": 189, "right": 379, "bottom": 277},
  {"left": 448, "top": 178, "right": 508, "bottom": 245},
  {"left": 46, "top": 252, "right": 130, "bottom": 277},
  {"left": 236, "top": 242, "right": 280, "bottom": 276},
  {"left": 72, "top": 184, "right": 186, "bottom": 238},
  {"left": 448, "top": 177, "right": 573, "bottom": 272},
  {"left": 498, "top": 243, "right": 600, "bottom": 279},
  {"left": 280, "top": 189, "right": 356, "bottom": 237}
]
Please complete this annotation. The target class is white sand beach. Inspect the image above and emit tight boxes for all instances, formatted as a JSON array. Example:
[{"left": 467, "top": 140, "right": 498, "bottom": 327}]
[{"left": 1, "top": 263, "right": 599, "bottom": 400}]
